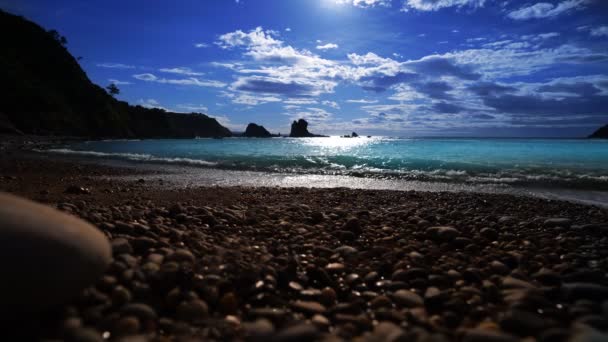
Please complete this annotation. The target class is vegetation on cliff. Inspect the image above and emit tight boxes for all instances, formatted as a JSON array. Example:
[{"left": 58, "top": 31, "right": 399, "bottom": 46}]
[{"left": 0, "top": 9, "right": 231, "bottom": 138}]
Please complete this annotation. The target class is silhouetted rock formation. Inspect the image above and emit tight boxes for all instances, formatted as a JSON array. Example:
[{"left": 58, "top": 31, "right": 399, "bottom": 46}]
[
  {"left": 351, "top": 132, "right": 359, "bottom": 137},
  {"left": 0, "top": 9, "right": 231, "bottom": 138},
  {"left": 289, "top": 119, "right": 325, "bottom": 137},
  {"left": 243, "top": 123, "right": 272, "bottom": 138},
  {"left": 589, "top": 124, "right": 608, "bottom": 139}
]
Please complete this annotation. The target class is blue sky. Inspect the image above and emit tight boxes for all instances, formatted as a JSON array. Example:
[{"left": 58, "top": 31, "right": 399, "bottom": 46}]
[{"left": 3, "top": 0, "right": 608, "bottom": 136}]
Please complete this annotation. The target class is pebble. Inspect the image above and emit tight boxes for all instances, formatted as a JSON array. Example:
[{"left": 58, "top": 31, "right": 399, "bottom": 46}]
[
  {"left": 462, "top": 329, "right": 518, "bottom": 342},
  {"left": 0, "top": 192, "right": 111, "bottom": 315},
  {"left": 426, "top": 226, "right": 460, "bottom": 241},
  {"left": 291, "top": 300, "right": 327, "bottom": 314},
  {"left": 176, "top": 299, "right": 209, "bottom": 323},
  {"left": 544, "top": 218, "right": 572, "bottom": 228},
  {"left": 562, "top": 283, "right": 608, "bottom": 301},
  {"left": 111, "top": 238, "right": 133, "bottom": 255},
  {"left": 121, "top": 303, "right": 157, "bottom": 322},
  {"left": 392, "top": 290, "right": 424, "bottom": 307},
  {"left": 275, "top": 323, "right": 319, "bottom": 342}
]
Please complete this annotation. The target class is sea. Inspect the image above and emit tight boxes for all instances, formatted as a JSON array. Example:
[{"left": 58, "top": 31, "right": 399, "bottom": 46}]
[{"left": 42, "top": 137, "right": 608, "bottom": 207}]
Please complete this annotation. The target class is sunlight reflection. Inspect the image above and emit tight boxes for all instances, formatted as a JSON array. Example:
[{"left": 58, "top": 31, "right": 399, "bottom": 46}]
[{"left": 298, "top": 136, "right": 379, "bottom": 152}]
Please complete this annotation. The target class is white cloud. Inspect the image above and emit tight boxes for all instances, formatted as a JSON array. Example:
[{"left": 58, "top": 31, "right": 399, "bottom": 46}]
[
  {"left": 138, "top": 98, "right": 167, "bottom": 110},
  {"left": 194, "top": 43, "right": 209, "bottom": 48},
  {"left": 159, "top": 67, "right": 204, "bottom": 76},
  {"left": 316, "top": 43, "right": 339, "bottom": 50},
  {"left": 403, "top": 0, "right": 486, "bottom": 12},
  {"left": 96, "top": 63, "right": 135, "bottom": 69},
  {"left": 133, "top": 73, "right": 226, "bottom": 88},
  {"left": 176, "top": 104, "right": 209, "bottom": 113},
  {"left": 284, "top": 99, "right": 318, "bottom": 105},
  {"left": 590, "top": 26, "right": 608, "bottom": 37},
  {"left": 336, "top": 0, "right": 391, "bottom": 8},
  {"left": 225, "top": 93, "right": 282, "bottom": 106},
  {"left": 322, "top": 100, "right": 341, "bottom": 109},
  {"left": 507, "top": 0, "right": 588, "bottom": 20},
  {"left": 347, "top": 99, "right": 379, "bottom": 104},
  {"left": 108, "top": 79, "right": 131, "bottom": 85},
  {"left": 284, "top": 107, "right": 333, "bottom": 123},
  {"left": 285, "top": 27, "right": 292, "bottom": 32}
]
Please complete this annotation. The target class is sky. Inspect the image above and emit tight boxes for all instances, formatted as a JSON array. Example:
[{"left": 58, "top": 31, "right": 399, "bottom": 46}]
[{"left": 3, "top": 0, "right": 608, "bottom": 137}]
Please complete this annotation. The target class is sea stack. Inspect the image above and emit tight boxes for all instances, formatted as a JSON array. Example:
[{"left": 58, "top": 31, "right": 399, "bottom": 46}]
[
  {"left": 0, "top": 192, "right": 112, "bottom": 316},
  {"left": 243, "top": 123, "right": 272, "bottom": 138},
  {"left": 290, "top": 119, "right": 326, "bottom": 137}
]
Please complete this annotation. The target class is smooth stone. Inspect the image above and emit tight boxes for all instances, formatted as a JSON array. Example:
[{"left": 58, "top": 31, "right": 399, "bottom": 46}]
[
  {"left": 275, "top": 323, "right": 319, "bottom": 342},
  {"left": 544, "top": 218, "right": 572, "bottom": 228},
  {"left": 0, "top": 192, "right": 112, "bottom": 315},
  {"left": 563, "top": 283, "right": 608, "bottom": 301},
  {"left": 392, "top": 290, "right": 424, "bottom": 307},
  {"left": 480, "top": 228, "right": 499, "bottom": 240},
  {"left": 121, "top": 303, "right": 157, "bottom": 322},
  {"left": 111, "top": 238, "right": 133, "bottom": 255},
  {"left": 370, "top": 322, "right": 405, "bottom": 342},
  {"left": 243, "top": 318, "right": 275, "bottom": 338},
  {"left": 426, "top": 226, "right": 460, "bottom": 241},
  {"left": 291, "top": 300, "right": 326, "bottom": 314},
  {"left": 463, "top": 329, "right": 518, "bottom": 342},
  {"left": 176, "top": 299, "right": 209, "bottom": 322}
]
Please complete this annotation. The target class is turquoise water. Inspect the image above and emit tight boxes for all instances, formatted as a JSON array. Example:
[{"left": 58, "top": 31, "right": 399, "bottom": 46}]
[{"left": 47, "top": 137, "right": 608, "bottom": 190}]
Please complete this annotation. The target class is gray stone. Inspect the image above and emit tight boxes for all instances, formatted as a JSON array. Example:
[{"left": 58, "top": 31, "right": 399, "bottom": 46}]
[{"left": 0, "top": 192, "right": 111, "bottom": 315}]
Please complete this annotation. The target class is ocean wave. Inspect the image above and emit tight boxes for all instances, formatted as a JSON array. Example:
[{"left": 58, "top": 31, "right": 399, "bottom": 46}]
[
  {"left": 36, "top": 148, "right": 217, "bottom": 167},
  {"left": 36, "top": 148, "right": 608, "bottom": 189}
]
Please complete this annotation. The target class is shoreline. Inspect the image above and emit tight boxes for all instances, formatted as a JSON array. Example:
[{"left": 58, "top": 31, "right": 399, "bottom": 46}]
[
  {"left": 21, "top": 144, "right": 608, "bottom": 208},
  {"left": 1, "top": 141, "right": 608, "bottom": 340}
]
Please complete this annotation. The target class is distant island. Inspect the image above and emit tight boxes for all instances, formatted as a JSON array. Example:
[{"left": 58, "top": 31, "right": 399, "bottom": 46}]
[
  {"left": 0, "top": 9, "right": 231, "bottom": 139},
  {"left": 289, "top": 119, "right": 327, "bottom": 137},
  {"left": 589, "top": 124, "right": 608, "bottom": 139}
]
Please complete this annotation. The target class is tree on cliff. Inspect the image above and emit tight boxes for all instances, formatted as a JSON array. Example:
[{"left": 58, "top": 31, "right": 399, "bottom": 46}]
[
  {"left": 47, "top": 29, "right": 67, "bottom": 46},
  {"left": 106, "top": 83, "right": 120, "bottom": 97}
]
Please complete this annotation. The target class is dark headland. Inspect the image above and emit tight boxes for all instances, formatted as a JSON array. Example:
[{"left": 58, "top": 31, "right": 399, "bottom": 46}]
[
  {"left": 589, "top": 124, "right": 608, "bottom": 139},
  {"left": 0, "top": 9, "right": 230, "bottom": 139},
  {"left": 1, "top": 8, "right": 608, "bottom": 342}
]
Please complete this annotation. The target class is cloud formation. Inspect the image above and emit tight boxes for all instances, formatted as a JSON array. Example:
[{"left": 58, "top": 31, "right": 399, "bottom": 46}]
[
  {"left": 508, "top": 0, "right": 588, "bottom": 20},
  {"left": 159, "top": 67, "right": 204, "bottom": 76},
  {"left": 316, "top": 43, "right": 339, "bottom": 50},
  {"left": 133, "top": 73, "right": 226, "bottom": 88},
  {"left": 96, "top": 63, "right": 135, "bottom": 69},
  {"left": 403, "top": 0, "right": 486, "bottom": 12}
]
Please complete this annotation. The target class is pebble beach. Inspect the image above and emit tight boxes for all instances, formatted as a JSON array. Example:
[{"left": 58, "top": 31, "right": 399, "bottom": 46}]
[{"left": 1, "top": 142, "right": 608, "bottom": 341}]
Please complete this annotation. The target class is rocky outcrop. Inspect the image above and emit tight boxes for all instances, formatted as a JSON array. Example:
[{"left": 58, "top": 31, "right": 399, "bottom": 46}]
[
  {"left": 351, "top": 132, "right": 359, "bottom": 137},
  {"left": 243, "top": 123, "right": 272, "bottom": 138},
  {"left": 588, "top": 124, "right": 608, "bottom": 139},
  {"left": 0, "top": 9, "right": 231, "bottom": 138},
  {"left": 289, "top": 119, "right": 325, "bottom": 137}
]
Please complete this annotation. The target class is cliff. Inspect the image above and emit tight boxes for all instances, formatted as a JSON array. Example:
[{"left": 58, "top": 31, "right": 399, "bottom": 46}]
[
  {"left": 588, "top": 124, "right": 608, "bottom": 139},
  {"left": 243, "top": 123, "right": 272, "bottom": 138},
  {"left": 0, "top": 9, "right": 231, "bottom": 138}
]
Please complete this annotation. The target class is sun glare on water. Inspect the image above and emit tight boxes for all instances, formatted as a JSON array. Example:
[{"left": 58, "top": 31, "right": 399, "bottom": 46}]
[{"left": 300, "top": 136, "right": 379, "bottom": 152}]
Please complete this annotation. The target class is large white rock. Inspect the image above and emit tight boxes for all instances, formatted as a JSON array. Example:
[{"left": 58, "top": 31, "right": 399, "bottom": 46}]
[{"left": 0, "top": 192, "right": 112, "bottom": 315}]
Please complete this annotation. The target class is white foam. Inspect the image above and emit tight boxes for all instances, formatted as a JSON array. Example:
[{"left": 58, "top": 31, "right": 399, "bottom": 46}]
[{"left": 36, "top": 148, "right": 218, "bottom": 167}]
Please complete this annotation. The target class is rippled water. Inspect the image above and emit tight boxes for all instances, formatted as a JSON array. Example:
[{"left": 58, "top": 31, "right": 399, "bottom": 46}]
[{"left": 47, "top": 137, "right": 608, "bottom": 191}]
